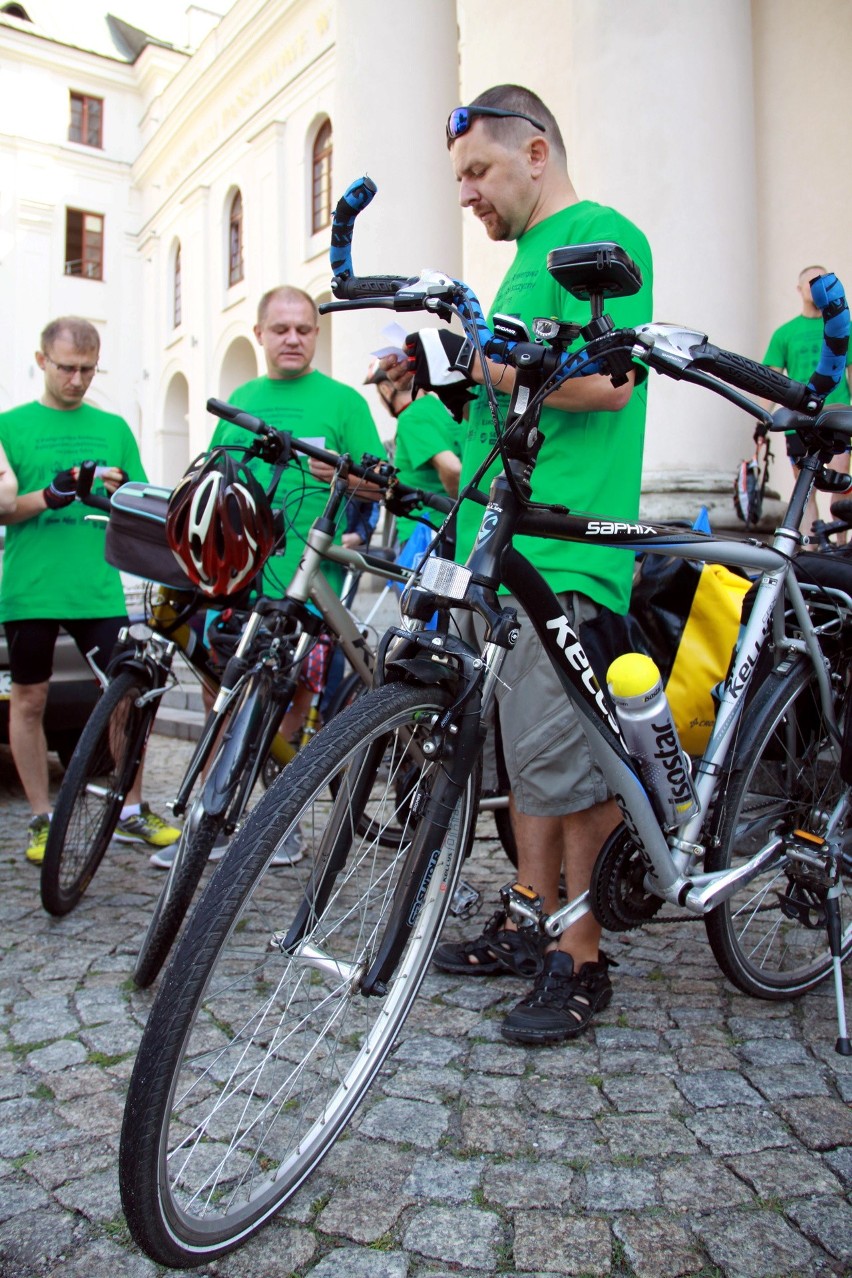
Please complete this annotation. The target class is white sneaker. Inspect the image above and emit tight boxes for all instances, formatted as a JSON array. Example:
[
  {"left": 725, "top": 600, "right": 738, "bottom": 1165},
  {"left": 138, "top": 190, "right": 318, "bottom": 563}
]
[
  {"left": 207, "top": 830, "right": 232, "bottom": 863},
  {"left": 149, "top": 843, "right": 177, "bottom": 869},
  {"left": 271, "top": 825, "right": 304, "bottom": 866}
]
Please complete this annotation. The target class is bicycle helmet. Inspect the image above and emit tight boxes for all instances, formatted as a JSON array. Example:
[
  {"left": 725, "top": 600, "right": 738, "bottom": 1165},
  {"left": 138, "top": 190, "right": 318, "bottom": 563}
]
[{"left": 166, "top": 449, "right": 276, "bottom": 596}]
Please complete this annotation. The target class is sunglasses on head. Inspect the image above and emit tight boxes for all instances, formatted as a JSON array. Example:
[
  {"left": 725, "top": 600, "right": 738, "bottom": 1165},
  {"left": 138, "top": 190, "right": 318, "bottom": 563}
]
[{"left": 446, "top": 104, "right": 546, "bottom": 141}]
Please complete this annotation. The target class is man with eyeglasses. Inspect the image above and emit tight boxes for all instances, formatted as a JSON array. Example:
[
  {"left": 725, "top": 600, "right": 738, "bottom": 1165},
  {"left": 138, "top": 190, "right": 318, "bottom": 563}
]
[
  {"left": 0, "top": 316, "right": 181, "bottom": 863},
  {"left": 425, "top": 85, "right": 654, "bottom": 1047}
]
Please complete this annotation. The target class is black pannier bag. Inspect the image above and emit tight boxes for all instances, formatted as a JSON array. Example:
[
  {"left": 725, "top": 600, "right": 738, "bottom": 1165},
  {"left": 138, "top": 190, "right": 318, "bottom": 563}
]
[{"left": 104, "top": 482, "right": 195, "bottom": 590}]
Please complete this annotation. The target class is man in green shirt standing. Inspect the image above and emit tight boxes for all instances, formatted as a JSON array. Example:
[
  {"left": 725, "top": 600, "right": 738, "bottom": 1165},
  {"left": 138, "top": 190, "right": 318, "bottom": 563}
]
[
  {"left": 0, "top": 317, "right": 180, "bottom": 862},
  {"left": 425, "top": 85, "right": 654, "bottom": 1046},
  {"left": 763, "top": 265, "right": 852, "bottom": 535}
]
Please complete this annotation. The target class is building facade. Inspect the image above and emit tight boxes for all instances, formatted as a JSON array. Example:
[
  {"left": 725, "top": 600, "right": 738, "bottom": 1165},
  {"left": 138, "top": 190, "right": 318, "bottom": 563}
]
[{"left": 2, "top": 0, "right": 850, "bottom": 523}]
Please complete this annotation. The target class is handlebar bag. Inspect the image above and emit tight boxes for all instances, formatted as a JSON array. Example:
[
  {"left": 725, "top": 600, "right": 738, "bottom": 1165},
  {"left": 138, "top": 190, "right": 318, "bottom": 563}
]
[{"left": 105, "top": 482, "right": 195, "bottom": 590}]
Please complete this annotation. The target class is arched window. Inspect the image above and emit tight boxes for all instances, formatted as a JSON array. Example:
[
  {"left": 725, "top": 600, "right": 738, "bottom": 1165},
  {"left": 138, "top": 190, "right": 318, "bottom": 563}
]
[
  {"left": 173, "top": 242, "right": 182, "bottom": 328},
  {"left": 311, "top": 120, "right": 333, "bottom": 234},
  {"left": 228, "top": 190, "right": 244, "bottom": 287}
]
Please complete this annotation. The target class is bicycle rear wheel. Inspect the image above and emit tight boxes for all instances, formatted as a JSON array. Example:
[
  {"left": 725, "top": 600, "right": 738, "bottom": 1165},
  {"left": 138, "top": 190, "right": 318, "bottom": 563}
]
[
  {"left": 706, "top": 655, "right": 852, "bottom": 997},
  {"left": 119, "top": 682, "right": 476, "bottom": 1268},
  {"left": 41, "top": 669, "right": 154, "bottom": 916}
]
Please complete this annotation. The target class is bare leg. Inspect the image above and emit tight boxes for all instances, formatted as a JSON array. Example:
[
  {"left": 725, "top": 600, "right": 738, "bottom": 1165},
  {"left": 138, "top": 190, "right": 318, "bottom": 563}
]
[
  {"left": 9, "top": 680, "right": 51, "bottom": 814},
  {"left": 511, "top": 797, "right": 621, "bottom": 965}
]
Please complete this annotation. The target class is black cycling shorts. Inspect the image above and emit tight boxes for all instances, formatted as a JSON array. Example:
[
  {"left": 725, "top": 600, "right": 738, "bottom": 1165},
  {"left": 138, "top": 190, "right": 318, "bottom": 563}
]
[{"left": 4, "top": 616, "right": 126, "bottom": 686}]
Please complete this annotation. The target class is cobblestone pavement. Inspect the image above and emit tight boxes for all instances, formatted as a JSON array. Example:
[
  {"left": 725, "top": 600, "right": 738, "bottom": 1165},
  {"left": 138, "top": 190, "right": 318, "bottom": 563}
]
[{"left": 1, "top": 733, "right": 850, "bottom": 1278}]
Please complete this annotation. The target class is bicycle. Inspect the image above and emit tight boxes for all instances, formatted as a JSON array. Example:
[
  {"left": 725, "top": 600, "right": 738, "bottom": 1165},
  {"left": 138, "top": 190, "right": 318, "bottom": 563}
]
[{"left": 118, "top": 178, "right": 851, "bottom": 1266}]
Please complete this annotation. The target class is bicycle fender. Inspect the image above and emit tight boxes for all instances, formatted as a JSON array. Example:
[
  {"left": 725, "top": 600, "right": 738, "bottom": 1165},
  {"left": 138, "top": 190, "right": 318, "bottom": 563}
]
[{"left": 201, "top": 686, "right": 267, "bottom": 819}]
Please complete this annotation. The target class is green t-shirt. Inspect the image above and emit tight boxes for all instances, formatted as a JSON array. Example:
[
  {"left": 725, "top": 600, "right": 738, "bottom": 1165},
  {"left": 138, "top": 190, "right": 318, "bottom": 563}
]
[
  {"left": 763, "top": 313, "right": 852, "bottom": 407},
  {"left": 457, "top": 201, "right": 653, "bottom": 613},
  {"left": 393, "top": 394, "right": 461, "bottom": 540},
  {"left": 210, "top": 370, "right": 385, "bottom": 595},
  {"left": 0, "top": 401, "right": 146, "bottom": 622}
]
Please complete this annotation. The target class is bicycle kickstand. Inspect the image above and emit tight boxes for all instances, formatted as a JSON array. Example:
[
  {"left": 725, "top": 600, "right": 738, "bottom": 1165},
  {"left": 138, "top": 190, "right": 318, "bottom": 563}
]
[{"left": 825, "top": 857, "right": 851, "bottom": 1056}]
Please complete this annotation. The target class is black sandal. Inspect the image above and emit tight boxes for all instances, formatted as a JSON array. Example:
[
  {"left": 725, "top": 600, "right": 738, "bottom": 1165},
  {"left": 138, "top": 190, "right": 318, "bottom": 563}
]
[
  {"left": 433, "top": 910, "right": 545, "bottom": 978},
  {"left": 501, "top": 950, "right": 616, "bottom": 1044}
]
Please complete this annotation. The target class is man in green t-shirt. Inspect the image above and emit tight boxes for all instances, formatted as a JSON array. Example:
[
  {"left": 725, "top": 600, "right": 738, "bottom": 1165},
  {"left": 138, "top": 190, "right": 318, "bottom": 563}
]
[
  {"left": 419, "top": 85, "right": 654, "bottom": 1046},
  {"left": 368, "top": 365, "right": 461, "bottom": 547},
  {"left": 0, "top": 317, "right": 181, "bottom": 862},
  {"left": 763, "top": 265, "right": 852, "bottom": 535}
]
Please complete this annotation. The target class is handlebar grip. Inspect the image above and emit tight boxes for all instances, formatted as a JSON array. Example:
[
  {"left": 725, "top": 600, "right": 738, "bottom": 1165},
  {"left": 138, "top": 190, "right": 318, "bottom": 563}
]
[
  {"left": 330, "top": 176, "right": 377, "bottom": 283},
  {"left": 688, "top": 345, "right": 813, "bottom": 410},
  {"left": 332, "top": 275, "right": 412, "bottom": 301},
  {"left": 206, "top": 398, "right": 268, "bottom": 435},
  {"left": 808, "top": 272, "right": 850, "bottom": 399}
]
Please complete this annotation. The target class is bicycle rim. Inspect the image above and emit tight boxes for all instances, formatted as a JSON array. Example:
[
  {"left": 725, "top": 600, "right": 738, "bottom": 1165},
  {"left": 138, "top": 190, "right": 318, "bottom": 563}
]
[
  {"left": 120, "top": 682, "right": 474, "bottom": 1266},
  {"left": 706, "top": 657, "right": 852, "bottom": 996},
  {"left": 41, "top": 670, "right": 151, "bottom": 915}
]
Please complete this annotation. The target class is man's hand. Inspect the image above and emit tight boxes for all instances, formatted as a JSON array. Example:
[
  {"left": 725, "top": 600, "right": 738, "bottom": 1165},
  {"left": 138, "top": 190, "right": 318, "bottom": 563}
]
[
  {"left": 100, "top": 467, "right": 129, "bottom": 494},
  {"left": 42, "top": 468, "right": 77, "bottom": 509}
]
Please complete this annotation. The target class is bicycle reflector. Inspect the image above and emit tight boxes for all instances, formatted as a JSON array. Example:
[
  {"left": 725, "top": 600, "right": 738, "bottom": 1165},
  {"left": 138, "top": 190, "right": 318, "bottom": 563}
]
[{"left": 166, "top": 449, "right": 276, "bottom": 596}]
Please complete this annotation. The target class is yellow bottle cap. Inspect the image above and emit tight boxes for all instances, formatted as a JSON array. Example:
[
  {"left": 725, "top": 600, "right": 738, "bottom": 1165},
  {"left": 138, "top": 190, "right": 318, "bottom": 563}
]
[{"left": 606, "top": 652, "right": 661, "bottom": 698}]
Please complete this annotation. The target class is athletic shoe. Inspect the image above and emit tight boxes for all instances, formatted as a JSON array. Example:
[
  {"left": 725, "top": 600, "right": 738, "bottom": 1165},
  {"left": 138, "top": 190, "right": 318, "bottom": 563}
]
[
  {"left": 271, "top": 825, "right": 304, "bottom": 866},
  {"left": 115, "top": 803, "right": 181, "bottom": 848},
  {"left": 501, "top": 950, "right": 614, "bottom": 1045},
  {"left": 25, "top": 814, "right": 50, "bottom": 864},
  {"left": 149, "top": 843, "right": 178, "bottom": 869}
]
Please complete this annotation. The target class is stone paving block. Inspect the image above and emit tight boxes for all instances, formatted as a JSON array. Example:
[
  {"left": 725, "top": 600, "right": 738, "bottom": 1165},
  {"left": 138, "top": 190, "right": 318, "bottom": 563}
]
[
  {"left": 443, "top": 980, "right": 510, "bottom": 1011},
  {"left": 0, "top": 1097, "right": 73, "bottom": 1159},
  {"left": 779, "top": 1095, "right": 852, "bottom": 1151},
  {"left": 737, "top": 1037, "right": 812, "bottom": 1067},
  {"left": 0, "top": 1174, "right": 50, "bottom": 1223},
  {"left": 674, "top": 1068, "right": 765, "bottom": 1109},
  {"left": 741, "top": 1062, "right": 831, "bottom": 1102},
  {"left": 727, "top": 1148, "right": 844, "bottom": 1200},
  {"left": 316, "top": 1184, "right": 411, "bottom": 1243},
  {"left": 41, "top": 1236, "right": 161, "bottom": 1278},
  {"left": 600, "top": 1075, "right": 683, "bottom": 1114},
  {"left": 612, "top": 1212, "right": 706, "bottom": 1277},
  {"left": 26, "top": 1038, "right": 89, "bottom": 1073},
  {"left": 26, "top": 1140, "right": 115, "bottom": 1191},
  {"left": 823, "top": 1145, "right": 852, "bottom": 1186},
  {"left": 599, "top": 1114, "right": 700, "bottom": 1159},
  {"left": 658, "top": 1157, "right": 754, "bottom": 1210},
  {"left": 380, "top": 1063, "right": 463, "bottom": 1104},
  {"left": 0, "top": 1206, "right": 82, "bottom": 1273},
  {"left": 459, "top": 1107, "right": 600, "bottom": 1160},
  {"left": 785, "top": 1195, "right": 852, "bottom": 1264},
  {"left": 53, "top": 1168, "right": 122, "bottom": 1224},
  {"left": 9, "top": 995, "right": 78, "bottom": 1045},
  {"left": 689, "top": 1206, "right": 817, "bottom": 1278},
  {"left": 687, "top": 1106, "right": 795, "bottom": 1156},
  {"left": 481, "top": 1158, "right": 571, "bottom": 1210},
  {"left": 403, "top": 1152, "right": 483, "bottom": 1202},
  {"left": 55, "top": 1090, "right": 126, "bottom": 1142},
  {"left": 307, "top": 1247, "right": 408, "bottom": 1278},
  {"left": 512, "top": 1211, "right": 611, "bottom": 1276},
  {"left": 582, "top": 1163, "right": 658, "bottom": 1211},
  {"left": 403, "top": 1204, "right": 503, "bottom": 1269},
  {"left": 356, "top": 1097, "right": 450, "bottom": 1148},
  {"left": 461, "top": 1071, "right": 522, "bottom": 1107},
  {"left": 466, "top": 1041, "right": 528, "bottom": 1076},
  {"left": 528, "top": 1078, "right": 608, "bottom": 1119}
]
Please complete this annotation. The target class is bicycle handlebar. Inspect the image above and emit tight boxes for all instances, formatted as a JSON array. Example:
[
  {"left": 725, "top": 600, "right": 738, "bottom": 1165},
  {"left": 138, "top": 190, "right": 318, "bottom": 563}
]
[
  {"left": 75, "top": 459, "right": 112, "bottom": 511},
  {"left": 206, "top": 397, "right": 453, "bottom": 516},
  {"left": 324, "top": 175, "right": 850, "bottom": 416}
]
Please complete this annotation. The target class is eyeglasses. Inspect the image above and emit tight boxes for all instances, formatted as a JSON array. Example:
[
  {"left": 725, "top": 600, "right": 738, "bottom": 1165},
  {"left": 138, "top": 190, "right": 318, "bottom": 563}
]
[
  {"left": 446, "top": 104, "right": 546, "bottom": 141},
  {"left": 43, "top": 355, "right": 99, "bottom": 377}
]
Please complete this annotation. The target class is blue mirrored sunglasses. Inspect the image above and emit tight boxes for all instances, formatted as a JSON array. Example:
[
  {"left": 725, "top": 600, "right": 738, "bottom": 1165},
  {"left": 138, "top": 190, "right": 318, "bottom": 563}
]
[{"left": 446, "top": 105, "right": 546, "bottom": 141}]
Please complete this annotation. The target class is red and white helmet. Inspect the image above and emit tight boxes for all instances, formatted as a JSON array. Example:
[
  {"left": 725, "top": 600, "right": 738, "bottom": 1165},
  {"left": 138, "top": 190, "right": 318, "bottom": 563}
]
[{"left": 166, "top": 449, "right": 276, "bottom": 596}]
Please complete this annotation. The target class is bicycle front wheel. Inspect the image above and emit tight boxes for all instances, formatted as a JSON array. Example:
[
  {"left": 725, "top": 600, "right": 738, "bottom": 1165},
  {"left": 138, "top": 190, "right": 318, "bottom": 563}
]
[
  {"left": 705, "top": 655, "right": 852, "bottom": 997},
  {"left": 119, "top": 682, "right": 476, "bottom": 1268},
  {"left": 41, "top": 669, "right": 154, "bottom": 916}
]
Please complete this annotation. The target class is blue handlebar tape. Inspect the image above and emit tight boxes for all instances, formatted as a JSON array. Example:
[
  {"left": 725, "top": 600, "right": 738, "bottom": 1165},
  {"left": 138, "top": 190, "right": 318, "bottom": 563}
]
[
  {"left": 329, "top": 177, "right": 377, "bottom": 282},
  {"left": 808, "top": 273, "right": 849, "bottom": 399}
]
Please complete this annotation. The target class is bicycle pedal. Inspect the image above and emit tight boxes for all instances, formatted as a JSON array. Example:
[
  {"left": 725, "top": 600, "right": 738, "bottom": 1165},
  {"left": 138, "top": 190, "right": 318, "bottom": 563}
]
[
  {"left": 500, "top": 880, "right": 544, "bottom": 929},
  {"left": 449, "top": 878, "right": 481, "bottom": 919}
]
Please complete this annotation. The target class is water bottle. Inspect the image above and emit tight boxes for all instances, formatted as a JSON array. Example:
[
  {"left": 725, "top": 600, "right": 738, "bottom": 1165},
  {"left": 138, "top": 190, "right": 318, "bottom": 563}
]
[{"left": 607, "top": 653, "right": 700, "bottom": 829}]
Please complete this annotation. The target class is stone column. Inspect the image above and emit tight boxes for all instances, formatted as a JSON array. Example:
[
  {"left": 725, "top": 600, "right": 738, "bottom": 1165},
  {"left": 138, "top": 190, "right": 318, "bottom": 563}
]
[{"left": 331, "top": 0, "right": 462, "bottom": 398}]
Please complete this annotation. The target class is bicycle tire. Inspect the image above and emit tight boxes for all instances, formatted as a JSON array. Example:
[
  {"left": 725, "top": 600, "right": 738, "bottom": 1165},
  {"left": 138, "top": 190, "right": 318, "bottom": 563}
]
[
  {"left": 132, "top": 807, "right": 220, "bottom": 989},
  {"left": 119, "top": 682, "right": 476, "bottom": 1268},
  {"left": 705, "top": 654, "right": 852, "bottom": 997},
  {"left": 41, "top": 669, "right": 154, "bottom": 916}
]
